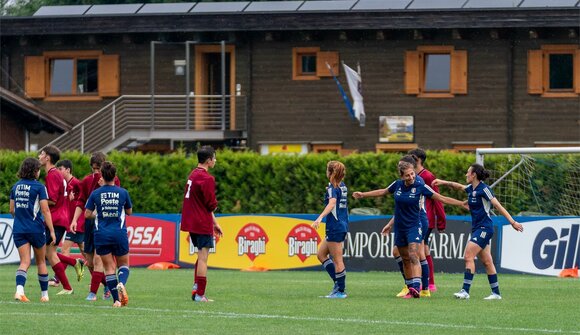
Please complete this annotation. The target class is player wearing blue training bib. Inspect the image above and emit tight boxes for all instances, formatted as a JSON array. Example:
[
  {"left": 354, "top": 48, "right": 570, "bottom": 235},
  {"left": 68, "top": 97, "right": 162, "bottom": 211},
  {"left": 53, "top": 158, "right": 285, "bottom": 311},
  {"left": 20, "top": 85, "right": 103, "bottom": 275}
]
[
  {"left": 434, "top": 163, "right": 523, "bottom": 300},
  {"left": 85, "top": 161, "right": 132, "bottom": 308},
  {"left": 355, "top": 160, "right": 465, "bottom": 298},
  {"left": 313, "top": 161, "right": 349, "bottom": 299},
  {"left": 9, "top": 158, "right": 56, "bottom": 303}
]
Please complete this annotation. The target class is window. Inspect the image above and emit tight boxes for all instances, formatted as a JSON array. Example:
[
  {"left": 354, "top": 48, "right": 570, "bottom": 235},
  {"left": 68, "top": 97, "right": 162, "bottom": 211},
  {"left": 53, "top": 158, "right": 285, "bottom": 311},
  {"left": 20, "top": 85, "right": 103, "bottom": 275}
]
[
  {"left": 405, "top": 46, "right": 467, "bottom": 98},
  {"left": 528, "top": 45, "right": 580, "bottom": 97},
  {"left": 49, "top": 58, "right": 98, "bottom": 95},
  {"left": 292, "top": 47, "right": 339, "bottom": 80},
  {"left": 24, "top": 50, "right": 120, "bottom": 101}
]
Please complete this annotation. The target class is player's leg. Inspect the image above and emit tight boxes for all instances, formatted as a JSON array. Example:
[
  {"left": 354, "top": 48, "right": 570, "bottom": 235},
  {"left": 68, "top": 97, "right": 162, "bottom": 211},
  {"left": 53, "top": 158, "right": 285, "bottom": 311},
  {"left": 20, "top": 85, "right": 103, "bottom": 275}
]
[
  {"left": 193, "top": 247, "right": 211, "bottom": 302},
  {"left": 425, "top": 228, "right": 436, "bottom": 291},
  {"left": 32, "top": 241, "right": 50, "bottom": 302},
  {"left": 327, "top": 239, "right": 346, "bottom": 298},
  {"left": 393, "top": 245, "right": 409, "bottom": 297},
  {"left": 478, "top": 244, "right": 502, "bottom": 299},
  {"left": 317, "top": 239, "right": 336, "bottom": 292},
  {"left": 100, "top": 251, "right": 121, "bottom": 307},
  {"left": 407, "top": 241, "right": 422, "bottom": 297},
  {"left": 14, "top": 235, "right": 32, "bottom": 302},
  {"left": 46, "top": 226, "right": 74, "bottom": 294},
  {"left": 454, "top": 241, "right": 482, "bottom": 299},
  {"left": 60, "top": 234, "right": 85, "bottom": 281},
  {"left": 114, "top": 235, "right": 130, "bottom": 306},
  {"left": 419, "top": 241, "right": 430, "bottom": 297}
]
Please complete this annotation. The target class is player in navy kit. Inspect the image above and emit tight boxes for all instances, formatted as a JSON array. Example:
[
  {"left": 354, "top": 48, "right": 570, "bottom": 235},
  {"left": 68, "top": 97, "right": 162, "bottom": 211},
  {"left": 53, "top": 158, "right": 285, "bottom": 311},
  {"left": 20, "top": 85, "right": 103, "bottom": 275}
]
[
  {"left": 354, "top": 161, "right": 465, "bottom": 298},
  {"left": 10, "top": 158, "right": 56, "bottom": 302},
  {"left": 312, "top": 161, "right": 349, "bottom": 299},
  {"left": 85, "top": 161, "right": 133, "bottom": 308},
  {"left": 434, "top": 163, "right": 523, "bottom": 300}
]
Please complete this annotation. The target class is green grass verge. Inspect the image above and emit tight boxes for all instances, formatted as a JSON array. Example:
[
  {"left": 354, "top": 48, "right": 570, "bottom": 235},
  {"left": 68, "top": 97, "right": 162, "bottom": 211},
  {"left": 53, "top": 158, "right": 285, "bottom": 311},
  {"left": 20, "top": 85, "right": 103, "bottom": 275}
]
[{"left": 1, "top": 265, "right": 578, "bottom": 334}]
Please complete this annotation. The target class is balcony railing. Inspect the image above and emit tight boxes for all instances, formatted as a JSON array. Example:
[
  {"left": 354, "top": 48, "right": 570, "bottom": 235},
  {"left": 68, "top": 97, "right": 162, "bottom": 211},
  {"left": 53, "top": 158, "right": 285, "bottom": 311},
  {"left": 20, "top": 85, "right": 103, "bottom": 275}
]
[{"left": 47, "top": 95, "right": 246, "bottom": 152}]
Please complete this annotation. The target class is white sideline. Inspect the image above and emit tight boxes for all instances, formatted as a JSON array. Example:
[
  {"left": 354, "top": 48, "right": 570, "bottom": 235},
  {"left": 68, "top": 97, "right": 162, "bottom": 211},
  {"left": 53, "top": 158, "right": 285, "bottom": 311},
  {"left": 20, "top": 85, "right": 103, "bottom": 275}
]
[{"left": 2, "top": 301, "right": 579, "bottom": 334}]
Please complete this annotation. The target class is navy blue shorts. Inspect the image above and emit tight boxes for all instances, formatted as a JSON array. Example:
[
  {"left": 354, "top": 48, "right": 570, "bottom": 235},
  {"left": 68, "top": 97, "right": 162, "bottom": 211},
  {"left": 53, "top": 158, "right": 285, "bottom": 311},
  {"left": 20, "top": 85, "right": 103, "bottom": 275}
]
[
  {"left": 65, "top": 231, "right": 85, "bottom": 244},
  {"left": 421, "top": 220, "right": 429, "bottom": 243},
  {"left": 470, "top": 227, "right": 494, "bottom": 249},
  {"left": 325, "top": 232, "right": 347, "bottom": 243},
  {"left": 13, "top": 232, "right": 46, "bottom": 249},
  {"left": 95, "top": 233, "right": 129, "bottom": 257},
  {"left": 425, "top": 228, "right": 434, "bottom": 244},
  {"left": 189, "top": 233, "right": 214, "bottom": 249},
  {"left": 83, "top": 218, "right": 95, "bottom": 253},
  {"left": 46, "top": 226, "right": 66, "bottom": 246},
  {"left": 395, "top": 226, "right": 423, "bottom": 247}
]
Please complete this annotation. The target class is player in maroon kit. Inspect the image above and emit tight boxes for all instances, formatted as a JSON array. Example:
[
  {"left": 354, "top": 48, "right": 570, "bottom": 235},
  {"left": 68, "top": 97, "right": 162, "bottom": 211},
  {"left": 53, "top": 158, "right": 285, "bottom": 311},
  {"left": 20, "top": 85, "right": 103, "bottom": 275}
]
[
  {"left": 409, "top": 148, "right": 446, "bottom": 292},
  {"left": 56, "top": 160, "right": 87, "bottom": 277},
  {"left": 70, "top": 152, "right": 120, "bottom": 301},
  {"left": 180, "top": 146, "right": 223, "bottom": 302},
  {"left": 38, "top": 145, "right": 81, "bottom": 295}
]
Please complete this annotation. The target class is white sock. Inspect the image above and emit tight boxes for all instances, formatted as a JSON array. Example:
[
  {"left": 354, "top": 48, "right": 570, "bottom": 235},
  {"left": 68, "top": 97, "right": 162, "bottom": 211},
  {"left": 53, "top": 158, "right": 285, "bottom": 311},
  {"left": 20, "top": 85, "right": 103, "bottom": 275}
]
[
  {"left": 41, "top": 291, "right": 48, "bottom": 298},
  {"left": 16, "top": 285, "right": 24, "bottom": 295}
]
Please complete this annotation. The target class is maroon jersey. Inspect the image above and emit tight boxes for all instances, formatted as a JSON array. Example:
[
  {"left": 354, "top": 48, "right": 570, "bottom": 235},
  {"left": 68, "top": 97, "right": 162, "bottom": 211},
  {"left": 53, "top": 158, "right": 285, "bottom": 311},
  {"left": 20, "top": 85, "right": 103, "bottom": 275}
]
[
  {"left": 180, "top": 167, "right": 218, "bottom": 235},
  {"left": 46, "top": 167, "right": 70, "bottom": 229},
  {"left": 76, "top": 172, "right": 120, "bottom": 212},
  {"left": 66, "top": 176, "right": 85, "bottom": 233},
  {"left": 418, "top": 168, "right": 447, "bottom": 230}
]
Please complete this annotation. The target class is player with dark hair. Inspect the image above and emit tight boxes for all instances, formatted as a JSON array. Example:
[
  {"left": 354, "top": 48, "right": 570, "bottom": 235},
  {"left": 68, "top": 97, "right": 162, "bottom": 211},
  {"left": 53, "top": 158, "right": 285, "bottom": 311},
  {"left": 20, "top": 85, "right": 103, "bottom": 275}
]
[
  {"left": 71, "top": 152, "right": 120, "bottom": 301},
  {"left": 434, "top": 163, "right": 523, "bottom": 300},
  {"left": 408, "top": 148, "right": 446, "bottom": 292},
  {"left": 354, "top": 161, "right": 465, "bottom": 298},
  {"left": 312, "top": 161, "right": 349, "bottom": 299},
  {"left": 38, "top": 145, "right": 79, "bottom": 295},
  {"left": 56, "top": 159, "right": 86, "bottom": 279},
  {"left": 85, "top": 161, "right": 133, "bottom": 308},
  {"left": 10, "top": 158, "right": 56, "bottom": 302},
  {"left": 181, "top": 146, "right": 223, "bottom": 302}
]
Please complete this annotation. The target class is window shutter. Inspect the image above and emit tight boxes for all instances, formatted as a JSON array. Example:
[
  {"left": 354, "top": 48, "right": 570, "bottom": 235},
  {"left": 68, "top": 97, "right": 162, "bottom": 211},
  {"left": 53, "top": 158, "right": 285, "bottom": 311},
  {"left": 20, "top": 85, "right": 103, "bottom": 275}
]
[
  {"left": 451, "top": 50, "right": 468, "bottom": 94},
  {"left": 98, "top": 54, "right": 120, "bottom": 97},
  {"left": 575, "top": 50, "right": 580, "bottom": 94},
  {"left": 24, "top": 56, "right": 45, "bottom": 98},
  {"left": 316, "top": 51, "right": 339, "bottom": 77},
  {"left": 527, "top": 50, "right": 543, "bottom": 94},
  {"left": 404, "top": 51, "right": 420, "bottom": 94}
]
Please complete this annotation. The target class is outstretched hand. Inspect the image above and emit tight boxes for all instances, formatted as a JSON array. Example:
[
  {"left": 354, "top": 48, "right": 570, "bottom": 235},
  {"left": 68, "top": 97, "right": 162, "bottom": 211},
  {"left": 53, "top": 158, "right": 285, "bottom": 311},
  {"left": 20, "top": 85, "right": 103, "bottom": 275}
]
[{"left": 511, "top": 221, "right": 524, "bottom": 232}]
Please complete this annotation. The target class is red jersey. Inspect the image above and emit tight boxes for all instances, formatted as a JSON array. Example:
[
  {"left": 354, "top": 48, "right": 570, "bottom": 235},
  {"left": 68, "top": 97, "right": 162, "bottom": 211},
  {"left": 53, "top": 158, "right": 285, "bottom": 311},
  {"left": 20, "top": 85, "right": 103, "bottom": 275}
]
[
  {"left": 180, "top": 167, "right": 218, "bottom": 235},
  {"left": 76, "top": 172, "right": 121, "bottom": 211},
  {"left": 45, "top": 167, "right": 69, "bottom": 229},
  {"left": 66, "top": 176, "right": 85, "bottom": 233},
  {"left": 418, "top": 168, "right": 447, "bottom": 230}
]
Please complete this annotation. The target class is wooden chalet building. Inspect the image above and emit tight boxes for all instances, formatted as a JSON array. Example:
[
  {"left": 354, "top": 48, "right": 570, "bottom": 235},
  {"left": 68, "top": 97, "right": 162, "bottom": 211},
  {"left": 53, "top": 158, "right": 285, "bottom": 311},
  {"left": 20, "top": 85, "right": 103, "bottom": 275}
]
[{"left": 1, "top": 0, "right": 579, "bottom": 154}]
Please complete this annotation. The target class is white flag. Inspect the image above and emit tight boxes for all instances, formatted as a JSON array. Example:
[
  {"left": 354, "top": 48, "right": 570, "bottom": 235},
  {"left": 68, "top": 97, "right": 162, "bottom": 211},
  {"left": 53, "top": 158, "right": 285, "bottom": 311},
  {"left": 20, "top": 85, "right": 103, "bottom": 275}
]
[{"left": 342, "top": 63, "right": 365, "bottom": 127}]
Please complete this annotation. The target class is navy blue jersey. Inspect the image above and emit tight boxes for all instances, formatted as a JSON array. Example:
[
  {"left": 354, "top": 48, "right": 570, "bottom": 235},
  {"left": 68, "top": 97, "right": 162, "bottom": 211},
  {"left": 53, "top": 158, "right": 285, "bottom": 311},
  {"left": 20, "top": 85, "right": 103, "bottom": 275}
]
[
  {"left": 324, "top": 182, "right": 349, "bottom": 234},
  {"left": 10, "top": 179, "right": 48, "bottom": 234},
  {"left": 387, "top": 178, "right": 435, "bottom": 230},
  {"left": 85, "top": 185, "right": 132, "bottom": 239},
  {"left": 465, "top": 182, "right": 495, "bottom": 230}
]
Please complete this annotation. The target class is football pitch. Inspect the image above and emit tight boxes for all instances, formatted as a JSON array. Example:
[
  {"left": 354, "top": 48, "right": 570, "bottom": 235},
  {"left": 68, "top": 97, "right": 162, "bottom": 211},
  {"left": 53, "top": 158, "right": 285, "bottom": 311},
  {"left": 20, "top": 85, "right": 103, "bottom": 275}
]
[{"left": 0, "top": 265, "right": 578, "bottom": 335}]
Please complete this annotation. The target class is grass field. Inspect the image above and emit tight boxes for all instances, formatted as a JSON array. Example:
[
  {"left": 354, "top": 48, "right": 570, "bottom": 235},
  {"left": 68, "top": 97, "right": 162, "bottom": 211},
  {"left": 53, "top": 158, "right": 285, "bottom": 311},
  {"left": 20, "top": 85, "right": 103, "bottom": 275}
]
[{"left": 1, "top": 265, "right": 579, "bottom": 335}]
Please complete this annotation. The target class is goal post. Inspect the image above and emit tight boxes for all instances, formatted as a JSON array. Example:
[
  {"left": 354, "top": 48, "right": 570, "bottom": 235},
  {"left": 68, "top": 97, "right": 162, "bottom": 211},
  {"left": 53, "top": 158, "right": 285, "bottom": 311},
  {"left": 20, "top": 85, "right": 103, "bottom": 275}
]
[{"left": 474, "top": 147, "right": 580, "bottom": 217}]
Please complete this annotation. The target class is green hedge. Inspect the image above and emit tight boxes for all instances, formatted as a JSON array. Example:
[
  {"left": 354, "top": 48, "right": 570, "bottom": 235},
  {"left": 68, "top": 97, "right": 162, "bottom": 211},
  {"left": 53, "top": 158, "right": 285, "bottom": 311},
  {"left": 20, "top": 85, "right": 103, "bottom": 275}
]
[{"left": 1, "top": 150, "right": 576, "bottom": 216}]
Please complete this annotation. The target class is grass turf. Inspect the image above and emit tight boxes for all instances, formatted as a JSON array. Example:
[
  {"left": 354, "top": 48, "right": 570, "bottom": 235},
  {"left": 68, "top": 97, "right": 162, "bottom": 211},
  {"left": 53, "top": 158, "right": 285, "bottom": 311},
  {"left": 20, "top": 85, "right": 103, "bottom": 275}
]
[{"left": 1, "top": 265, "right": 579, "bottom": 334}]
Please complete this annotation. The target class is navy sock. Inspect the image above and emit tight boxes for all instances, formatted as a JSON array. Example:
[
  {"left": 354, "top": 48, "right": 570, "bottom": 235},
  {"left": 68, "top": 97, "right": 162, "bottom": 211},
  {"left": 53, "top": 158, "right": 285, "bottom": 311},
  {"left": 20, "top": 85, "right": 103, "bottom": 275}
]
[
  {"left": 38, "top": 273, "right": 49, "bottom": 292},
  {"left": 405, "top": 278, "right": 412, "bottom": 289},
  {"left": 118, "top": 266, "right": 130, "bottom": 286},
  {"left": 462, "top": 269, "right": 474, "bottom": 293},
  {"left": 395, "top": 256, "right": 405, "bottom": 280},
  {"left": 412, "top": 277, "right": 421, "bottom": 292},
  {"left": 105, "top": 274, "right": 119, "bottom": 302},
  {"left": 335, "top": 270, "right": 346, "bottom": 292},
  {"left": 322, "top": 259, "right": 336, "bottom": 282},
  {"left": 16, "top": 269, "right": 27, "bottom": 287},
  {"left": 488, "top": 274, "right": 500, "bottom": 295},
  {"left": 420, "top": 259, "right": 429, "bottom": 290}
]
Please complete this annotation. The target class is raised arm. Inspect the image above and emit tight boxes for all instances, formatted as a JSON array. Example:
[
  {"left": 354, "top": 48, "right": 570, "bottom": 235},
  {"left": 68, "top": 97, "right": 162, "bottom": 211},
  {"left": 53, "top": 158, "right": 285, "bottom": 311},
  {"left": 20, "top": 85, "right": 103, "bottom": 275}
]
[
  {"left": 491, "top": 198, "right": 523, "bottom": 232},
  {"left": 352, "top": 188, "right": 389, "bottom": 199},
  {"left": 432, "top": 178, "right": 467, "bottom": 191},
  {"left": 431, "top": 192, "right": 468, "bottom": 209}
]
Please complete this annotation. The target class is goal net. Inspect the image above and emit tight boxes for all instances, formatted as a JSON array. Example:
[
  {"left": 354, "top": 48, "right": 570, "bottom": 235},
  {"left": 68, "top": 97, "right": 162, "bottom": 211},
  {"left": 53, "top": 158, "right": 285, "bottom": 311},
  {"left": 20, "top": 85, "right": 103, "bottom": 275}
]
[{"left": 476, "top": 147, "right": 580, "bottom": 217}]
